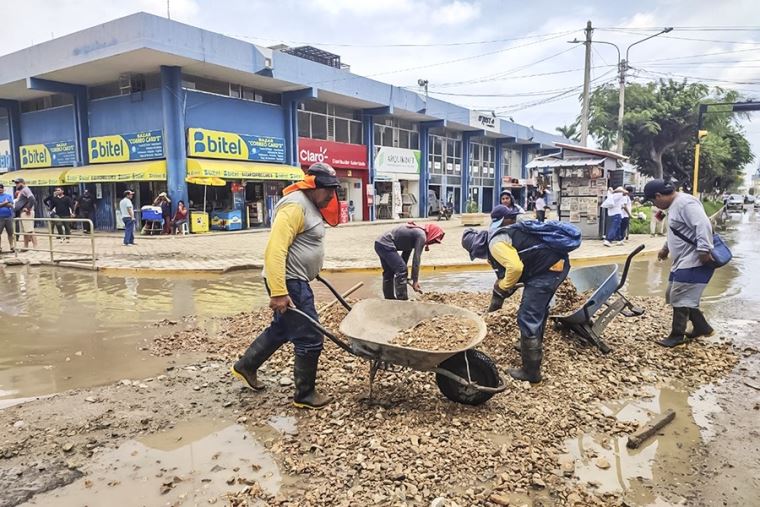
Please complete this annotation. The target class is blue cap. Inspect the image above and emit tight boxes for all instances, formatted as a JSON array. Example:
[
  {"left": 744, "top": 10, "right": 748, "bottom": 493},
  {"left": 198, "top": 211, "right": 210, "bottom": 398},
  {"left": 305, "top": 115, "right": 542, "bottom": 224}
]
[{"left": 491, "top": 205, "right": 522, "bottom": 222}]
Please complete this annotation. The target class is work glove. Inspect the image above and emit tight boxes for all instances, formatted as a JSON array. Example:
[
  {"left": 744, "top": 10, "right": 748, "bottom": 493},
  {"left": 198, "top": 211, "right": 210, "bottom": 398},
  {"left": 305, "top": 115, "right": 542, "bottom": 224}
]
[{"left": 487, "top": 282, "right": 516, "bottom": 313}]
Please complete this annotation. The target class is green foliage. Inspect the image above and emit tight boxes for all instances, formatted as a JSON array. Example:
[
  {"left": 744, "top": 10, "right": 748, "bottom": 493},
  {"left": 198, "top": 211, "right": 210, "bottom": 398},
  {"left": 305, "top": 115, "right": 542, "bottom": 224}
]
[
  {"left": 555, "top": 122, "right": 581, "bottom": 142},
  {"left": 702, "top": 199, "right": 723, "bottom": 217},
  {"left": 466, "top": 199, "right": 479, "bottom": 214},
  {"left": 750, "top": 188, "right": 756, "bottom": 196},
  {"left": 586, "top": 79, "right": 754, "bottom": 192}
]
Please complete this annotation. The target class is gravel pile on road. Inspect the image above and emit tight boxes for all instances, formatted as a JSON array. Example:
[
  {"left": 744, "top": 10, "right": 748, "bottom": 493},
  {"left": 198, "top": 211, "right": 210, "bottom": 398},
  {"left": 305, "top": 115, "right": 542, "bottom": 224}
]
[
  {"left": 142, "top": 291, "right": 739, "bottom": 506},
  {"left": 388, "top": 315, "right": 476, "bottom": 350}
]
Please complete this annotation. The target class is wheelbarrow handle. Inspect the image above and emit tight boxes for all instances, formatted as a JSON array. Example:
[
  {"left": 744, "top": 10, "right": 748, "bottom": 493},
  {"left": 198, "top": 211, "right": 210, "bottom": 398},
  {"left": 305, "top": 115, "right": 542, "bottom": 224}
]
[
  {"left": 315, "top": 275, "right": 353, "bottom": 311},
  {"left": 286, "top": 307, "right": 354, "bottom": 355},
  {"left": 616, "top": 244, "right": 645, "bottom": 291}
]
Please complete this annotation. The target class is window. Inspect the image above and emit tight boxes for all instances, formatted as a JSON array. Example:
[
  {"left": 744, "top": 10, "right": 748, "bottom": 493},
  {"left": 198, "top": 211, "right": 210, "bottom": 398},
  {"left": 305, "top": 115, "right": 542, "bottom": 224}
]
[
  {"left": 181, "top": 74, "right": 281, "bottom": 105},
  {"left": 21, "top": 94, "right": 74, "bottom": 113},
  {"left": 470, "top": 141, "right": 495, "bottom": 186},
  {"left": 299, "top": 101, "right": 363, "bottom": 144},
  {"left": 375, "top": 119, "right": 419, "bottom": 149}
]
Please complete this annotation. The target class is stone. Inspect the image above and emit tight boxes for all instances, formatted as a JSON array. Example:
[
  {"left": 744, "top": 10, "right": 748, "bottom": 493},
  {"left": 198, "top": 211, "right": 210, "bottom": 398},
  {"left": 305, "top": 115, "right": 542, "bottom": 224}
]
[
  {"left": 62, "top": 443, "right": 74, "bottom": 452},
  {"left": 84, "top": 396, "right": 97, "bottom": 403},
  {"left": 279, "top": 376, "right": 294, "bottom": 387},
  {"left": 488, "top": 492, "right": 511, "bottom": 505},
  {"left": 595, "top": 457, "right": 611, "bottom": 470}
]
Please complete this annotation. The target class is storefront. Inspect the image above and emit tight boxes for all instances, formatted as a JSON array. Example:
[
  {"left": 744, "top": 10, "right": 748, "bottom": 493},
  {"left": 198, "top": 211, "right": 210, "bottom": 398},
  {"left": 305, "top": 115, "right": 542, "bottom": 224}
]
[
  {"left": 373, "top": 146, "right": 421, "bottom": 219},
  {"left": 428, "top": 132, "right": 463, "bottom": 213},
  {"left": 186, "top": 128, "right": 302, "bottom": 231},
  {"left": 468, "top": 140, "right": 496, "bottom": 213},
  {"left": 298, "top": 137, "right": 368, "bottom": 222}
]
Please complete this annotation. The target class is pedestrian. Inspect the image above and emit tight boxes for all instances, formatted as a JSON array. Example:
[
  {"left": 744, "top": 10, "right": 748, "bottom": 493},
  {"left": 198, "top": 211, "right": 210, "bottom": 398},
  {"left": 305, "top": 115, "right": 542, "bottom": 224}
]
[
  {"left": 374, "top": 222, "right": 445, "bottom": 300},
  {"left": 650, "top": 205, "right": 666, "bottom": 236},
  {"left": 171, "top": 200, "right": 189, "bottom": 234},
  {"left": 619, "top": 186, "right": 633, "bottom": 243},
  {"left": 77, "top": 189, "right": 96, "bottom": 233},
  {"left": 13, "top": 178, "right": 37, "bottom": 250},
  {"left": 119, "top": 190, "right": 136, "bottom": 246},
  {"left": 534, "top": 190, "right": 547, "bottom": 222},
  {"left": 461, "top": 205, "right": 571, "bottom": 383},
  {"left": 348, "top": 200, "right": 355, "bottom": 222},
  {"left": 231, "top": 163, "right": 342, "bottom": 409},
  {"left": 44, "top": 187, "right": 74, "bottom": 242},
  {"left": 601, "top": 187, "right": 625, "bottom": 246},
  {"left": 499, "top": 190, "right": 525, "bottom": 213},
  {"left": 154, "top": 192, "right": 172, "bottom": 234},
  {"left": 646, "top": 179, "right": 716, "bottom": 348},
  {"left": 0, "top": 183, "right": 15, "bottom": 253}
]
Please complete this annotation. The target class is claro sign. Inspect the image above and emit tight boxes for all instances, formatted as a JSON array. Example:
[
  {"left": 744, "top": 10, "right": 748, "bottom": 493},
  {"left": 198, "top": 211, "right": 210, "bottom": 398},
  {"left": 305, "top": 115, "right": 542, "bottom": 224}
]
[{"left": 298, "top": 138, "right": 367, "bottom": 169}]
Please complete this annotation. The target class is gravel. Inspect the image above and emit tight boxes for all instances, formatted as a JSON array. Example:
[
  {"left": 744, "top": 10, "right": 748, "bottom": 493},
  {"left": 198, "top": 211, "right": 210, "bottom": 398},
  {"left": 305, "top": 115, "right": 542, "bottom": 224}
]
[{"left": 388, "top": 315, "right": 476, "bottom": 350}]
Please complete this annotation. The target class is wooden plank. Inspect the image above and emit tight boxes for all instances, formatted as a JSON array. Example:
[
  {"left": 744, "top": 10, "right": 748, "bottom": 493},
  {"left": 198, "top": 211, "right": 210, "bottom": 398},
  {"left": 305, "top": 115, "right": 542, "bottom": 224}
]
[{"left": 627, "top": 409, "right": 676, "bottom": 449}]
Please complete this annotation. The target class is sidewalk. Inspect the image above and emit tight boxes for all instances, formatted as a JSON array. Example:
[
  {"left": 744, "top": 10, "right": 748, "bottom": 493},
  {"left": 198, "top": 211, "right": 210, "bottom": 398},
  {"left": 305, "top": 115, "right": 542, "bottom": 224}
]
[{"left": 1, "top": 220, "right": 664, "bottom": 273}]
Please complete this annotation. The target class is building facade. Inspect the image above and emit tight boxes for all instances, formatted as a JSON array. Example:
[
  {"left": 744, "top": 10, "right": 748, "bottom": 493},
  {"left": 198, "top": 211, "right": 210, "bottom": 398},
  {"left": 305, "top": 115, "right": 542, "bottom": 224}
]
[{"left": 0, "top": 13, "right": 566, "bottom": 230}]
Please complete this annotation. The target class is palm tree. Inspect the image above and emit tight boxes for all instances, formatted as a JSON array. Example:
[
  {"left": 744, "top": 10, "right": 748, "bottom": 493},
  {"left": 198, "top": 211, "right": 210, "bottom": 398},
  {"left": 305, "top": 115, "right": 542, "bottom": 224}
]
[{"left": 555, "top": 123, "right": 580, "bottom": 141}]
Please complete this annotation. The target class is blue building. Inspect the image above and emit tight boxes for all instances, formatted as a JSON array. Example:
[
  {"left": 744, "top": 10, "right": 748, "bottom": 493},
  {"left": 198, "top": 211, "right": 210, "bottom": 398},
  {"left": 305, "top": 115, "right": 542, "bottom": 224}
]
[{"left": 0, "top": 12, "right": 565, "bottom": 231}]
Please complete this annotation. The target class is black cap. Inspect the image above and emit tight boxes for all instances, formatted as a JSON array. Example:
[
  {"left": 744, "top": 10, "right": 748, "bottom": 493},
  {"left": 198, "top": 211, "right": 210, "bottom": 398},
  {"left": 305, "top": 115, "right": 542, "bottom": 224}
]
[
  {"left": 307, "top": 162, "right": 340, "bottom": 188},
  {"left": 643, "top": 179, "right": 675, "bottom": 200},
  {"left": 491, "top": 204, "right": 522, "bottom": 222},
  {"left": 13, "top": 177, "right": 25, "bottom": 184}
]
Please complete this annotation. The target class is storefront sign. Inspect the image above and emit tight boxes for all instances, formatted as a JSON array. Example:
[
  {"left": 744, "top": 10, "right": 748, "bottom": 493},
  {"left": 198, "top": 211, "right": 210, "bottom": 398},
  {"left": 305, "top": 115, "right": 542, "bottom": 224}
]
[
  {"left": 89, "top": 130, "right": 164, "bottom": 164},
  {"left": 0, "top": 140, "right": 11, "bottom": 172},
  {"left": 19, "top": 140, "right": 76, "bottom": 168},
  {"left": 298, "top": 138, "right": 367, "bottom": 169},
  {"left": 469, "top": 110, "right": 500, "bottom": 133},
  {"left": 188, "top": 128, "right": 286, "bottom": 164},
  {"left": 374, "top": 147, "right": 421, "bottom": 175}
]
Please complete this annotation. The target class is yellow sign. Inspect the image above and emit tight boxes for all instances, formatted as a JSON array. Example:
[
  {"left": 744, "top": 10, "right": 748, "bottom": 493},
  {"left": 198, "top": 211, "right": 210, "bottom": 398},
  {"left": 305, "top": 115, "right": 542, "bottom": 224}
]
[
  {"left": 187, "top": 128, "right": 286, "bottom": 163},
  {"left": 19, "top": 141, "right": 77, "bottom": 168},
  {"left": 186, "top": 158, "right": 303, "bottom": 181},
  {"left": 88, "top": 134, "right": 129, "bottom": 163},
  {"left": 64, "top": 160, "right": 167, "bottom": 183},
  {"left": 88, "top": 130, "right": 164, "bottom": 164}
]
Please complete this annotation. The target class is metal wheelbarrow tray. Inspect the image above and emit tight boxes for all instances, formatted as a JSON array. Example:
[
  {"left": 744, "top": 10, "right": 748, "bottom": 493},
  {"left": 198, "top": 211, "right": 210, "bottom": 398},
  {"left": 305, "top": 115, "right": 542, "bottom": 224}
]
[
  {"left": 550, "top": 245, "right": 645, "bottom": 353},
  {"left": 289, "top": 277, "right": 508, "bottom": 406}
]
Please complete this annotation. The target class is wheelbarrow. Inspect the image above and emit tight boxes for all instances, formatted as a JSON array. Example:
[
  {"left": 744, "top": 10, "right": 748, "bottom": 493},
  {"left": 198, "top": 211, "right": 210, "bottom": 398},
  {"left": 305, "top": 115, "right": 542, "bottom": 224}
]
[
  {"left": 287, "top": 276, "right": 508, "bottom": 406},
  {"left": 550, "top": 245, "right": 645, "bottom": 353}
]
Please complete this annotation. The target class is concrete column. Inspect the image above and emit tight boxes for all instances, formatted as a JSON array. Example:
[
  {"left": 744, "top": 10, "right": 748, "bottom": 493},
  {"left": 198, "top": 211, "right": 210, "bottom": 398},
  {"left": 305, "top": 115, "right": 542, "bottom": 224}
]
[
  {"left": 521, "top": 145, "right": 529, "bottom": 179},
  {"left": 160, "top": 66, "right": 188, "bottom": 211},
  {"left": 494, "top": 141, "right": 504, "bottom": 209},
  {"left": 0, "top": 100, "right": 21, "bottom": 170},
  {"left": 363, "top": 115, "right": 375, "bottom": 221},
  {"left": 419, "top": 126, "right": 430, "bottom": 217},
  {"left": 73, "top": 87, "right": 89, "bottom": 166}
]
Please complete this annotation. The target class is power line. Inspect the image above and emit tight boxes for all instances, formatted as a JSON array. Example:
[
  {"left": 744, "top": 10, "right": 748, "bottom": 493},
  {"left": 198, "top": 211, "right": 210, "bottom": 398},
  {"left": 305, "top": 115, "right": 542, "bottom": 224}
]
[
  {"left": 601, "top": 28, "right": 760, "bottom": 45},
  {"left": 632, "top": 67, "right": 760, "bottom": 86},
  {"left": 599, "top": 26, "right": 760, "bottom": 32},
  {"left": 424, "top": 84, "right": 594, "bottom": 98}
]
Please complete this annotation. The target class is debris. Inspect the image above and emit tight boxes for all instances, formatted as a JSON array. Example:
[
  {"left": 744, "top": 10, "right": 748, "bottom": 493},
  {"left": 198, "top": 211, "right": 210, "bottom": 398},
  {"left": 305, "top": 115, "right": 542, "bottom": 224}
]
[
  {"left": 84, "top": 396, "right": 97, "bottom": 403},
  {"left": 388, "top": 315, "right": 476, "bottom": 350},
  {"left": 278, "top": 377, "right": 293, "bottom": 387},
  {"left": 594, "top": 457, "right": 610, "bottom": 469},
  {"left": 61, "top": 443, "right": 74, "bottom": 453},
  {"left": 488, "top": 492, "right": 511, "bottom": 505},
  {"left": 627, "top": 409, "right": 677, "bottom": 449},
  {"left": 743, "top": 381, "right": 760, "bottom": 391}
]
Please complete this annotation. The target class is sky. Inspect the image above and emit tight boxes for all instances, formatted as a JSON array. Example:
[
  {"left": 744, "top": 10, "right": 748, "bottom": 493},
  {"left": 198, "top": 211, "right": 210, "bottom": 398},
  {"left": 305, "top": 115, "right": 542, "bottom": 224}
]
[{"left": 2, "top": 0, "right": 760, "bottom": 183}]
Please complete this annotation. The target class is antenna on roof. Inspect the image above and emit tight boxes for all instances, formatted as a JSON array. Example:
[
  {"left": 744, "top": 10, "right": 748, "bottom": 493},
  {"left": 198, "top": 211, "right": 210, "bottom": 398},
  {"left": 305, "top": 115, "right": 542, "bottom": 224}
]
[{"left": 167, "top": 0, "right": 171, "bottom": 20}]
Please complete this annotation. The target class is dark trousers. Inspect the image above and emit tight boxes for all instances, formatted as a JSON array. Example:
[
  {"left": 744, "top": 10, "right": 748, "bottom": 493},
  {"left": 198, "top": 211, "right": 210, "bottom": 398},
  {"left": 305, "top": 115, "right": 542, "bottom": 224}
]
[
  {"left": 620, "top": 216, "right": 630, "bottom": 240},
  {"left": 123, "top": 217, "right": 135, "bottom": 245},
  {"left": 517, "top": 263, "right": 570, "bottom": 339},
  {"left": 536, "top": 210, "right": 546, "bottom": 222},
  {"left": 80, "top": 211, "right": 93, "bottom": 233},
  {"left": 53, "top": 219, "right": 71, "bottom": 239},
  {"left": 606, "top": 214, "right": 621, "bottom": 241},
  {"left": 260, "top": 279, "right": 324, "bottom": 356},
  {"left": 374, "top": 241, "right": 407, "bottom": 284}
]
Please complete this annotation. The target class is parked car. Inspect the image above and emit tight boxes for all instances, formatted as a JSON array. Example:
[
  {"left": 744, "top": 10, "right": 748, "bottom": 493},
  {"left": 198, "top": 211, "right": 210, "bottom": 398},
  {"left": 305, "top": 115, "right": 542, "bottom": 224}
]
[
  {"left": 726, "top": 194, "right": 744, "bottom": 212},
  {"left": 427, "top": 190, "right": 440, "bottom": 215},
  {"left": 744, "top": 194, "right": 756, "bottom": 204}
]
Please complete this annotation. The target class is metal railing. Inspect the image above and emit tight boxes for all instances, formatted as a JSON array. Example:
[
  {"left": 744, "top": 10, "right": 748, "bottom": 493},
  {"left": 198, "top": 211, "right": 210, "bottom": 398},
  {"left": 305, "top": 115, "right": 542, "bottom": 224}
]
[{"left": 13, "top": 217, "right": 96, "bottom": 270}]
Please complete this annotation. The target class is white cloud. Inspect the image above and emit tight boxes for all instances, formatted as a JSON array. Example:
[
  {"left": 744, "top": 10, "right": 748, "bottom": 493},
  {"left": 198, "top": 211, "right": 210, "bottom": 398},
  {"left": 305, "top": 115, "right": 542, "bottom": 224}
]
[{"left": 431, "top": 1, "right": 481, "bottom": 26}]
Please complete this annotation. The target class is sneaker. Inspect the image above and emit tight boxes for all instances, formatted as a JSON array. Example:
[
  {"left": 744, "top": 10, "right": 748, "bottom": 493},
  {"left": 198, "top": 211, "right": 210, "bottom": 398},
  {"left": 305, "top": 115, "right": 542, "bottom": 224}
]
[
  {"left": 603, "top": 240, "right": 612, "bottom": 247},
  {"left": 616, "top": 241, "right": 625, "bottom": 246}
]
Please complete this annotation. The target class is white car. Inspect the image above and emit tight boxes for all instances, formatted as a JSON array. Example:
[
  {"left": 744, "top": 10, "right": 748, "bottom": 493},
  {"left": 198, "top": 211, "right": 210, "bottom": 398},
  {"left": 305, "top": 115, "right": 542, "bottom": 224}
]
[{"left": 726, "top": 194, "right": 744, "bottom": 212}]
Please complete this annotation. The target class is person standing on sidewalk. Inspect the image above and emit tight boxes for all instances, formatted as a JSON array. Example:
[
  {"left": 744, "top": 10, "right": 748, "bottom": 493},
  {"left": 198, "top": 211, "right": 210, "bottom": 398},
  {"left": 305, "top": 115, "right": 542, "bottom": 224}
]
[
  {"left": 13, "top": 178, "right": 37, "bottom": 250},
  {"left": 374, "top": 222, "right": 445, "bottom": 300},
  {"left": 619, "top": 187, "right": 633, "bottom": 243},
  {"left": 76, "top": 189, "right": 96, "bottom": 233},
  {"left": 45, "top": 188, "right": 74, "bottom": 242},
  {"left": 646, "top": 180, "right": 715, "bottom": 348},
  {"left": 232, "top": 163, "right": 342, "bottom": 410},
  {"left": 534, "top": 190, "right": 547, "bottom": 222},
  {"left": 601, "top": 187, "right": 625, "bottom": 246},
  {"left": 119, "top": 190, "right": 136, "bottom": 246},
  {"left": 0, "top": 184, "right": 15, "bottom": 253}
]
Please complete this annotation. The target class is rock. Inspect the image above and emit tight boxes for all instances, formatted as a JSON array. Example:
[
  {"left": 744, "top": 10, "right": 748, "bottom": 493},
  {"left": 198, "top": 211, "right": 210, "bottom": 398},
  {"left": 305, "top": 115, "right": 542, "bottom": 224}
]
[
  {"left": 62, "top": 443, "right": 74, "bottom": 452},
  {"left": 531, "top": 474, "right": 546, "bottom": 488},
  {"left": 226, "top": 476, "right": 236, "bottom": 485},
  {"left": 567, "top": 492, "right": 583, "bottom": 505},
  {"left": 12, "top": 420, "right": 24, "bottom": 429},
  {"left": 595, "top": 457, "right": 611, "bottom": 470},
  {"left": 74, "top": 351, "right": 83, "bottom": 356},
  {"left": 193, "top": 385, "right": 201, "bottom": 391},
  {"left": 278, "top": 376, "right": 293, "bottom": 387},
  {"left": 488, "top": 493, "right": 511, "bottom": 505},
  {"left": 84, "top": 396, "right": 97, "bottom": 403},
  {"left": 120, "top": 379, "right": 132, "bottom": 386},
  {"left": 430, "top": 498, "right": 447, "bottom": 507}
]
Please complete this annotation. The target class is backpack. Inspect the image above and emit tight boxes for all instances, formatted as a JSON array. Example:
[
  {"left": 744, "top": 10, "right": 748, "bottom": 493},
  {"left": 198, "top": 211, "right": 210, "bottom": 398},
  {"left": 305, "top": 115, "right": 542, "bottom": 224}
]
[{"left": 509, "top": 220, "right": 582, "bottom": 254}]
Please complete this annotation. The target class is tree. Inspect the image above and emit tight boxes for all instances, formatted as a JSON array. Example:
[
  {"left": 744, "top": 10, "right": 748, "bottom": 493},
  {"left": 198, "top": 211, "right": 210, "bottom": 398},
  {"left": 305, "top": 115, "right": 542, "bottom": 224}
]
[
  {"left": 586, "top": 79, "right": 754, "bottom": 191},
  {"left": 555, "top": 122, "right": 580, "bottom": 142}
]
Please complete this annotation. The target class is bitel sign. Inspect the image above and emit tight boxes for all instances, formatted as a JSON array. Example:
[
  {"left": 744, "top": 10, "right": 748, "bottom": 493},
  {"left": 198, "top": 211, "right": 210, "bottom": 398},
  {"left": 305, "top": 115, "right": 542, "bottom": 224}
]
[{"left": 298, "top": 138, "right": 367, "bottom": 169}]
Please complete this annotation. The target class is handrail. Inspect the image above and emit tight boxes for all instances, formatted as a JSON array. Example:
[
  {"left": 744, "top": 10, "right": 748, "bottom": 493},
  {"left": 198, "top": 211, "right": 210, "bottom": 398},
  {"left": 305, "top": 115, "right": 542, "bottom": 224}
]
[{"left": 12, "top": 217, "right": 96, "bottom": 270}]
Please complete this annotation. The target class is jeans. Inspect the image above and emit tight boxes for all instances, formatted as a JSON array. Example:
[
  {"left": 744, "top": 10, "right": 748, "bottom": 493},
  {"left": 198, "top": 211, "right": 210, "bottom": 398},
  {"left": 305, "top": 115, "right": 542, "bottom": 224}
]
[
  {"left": 516, "top": 262, "right": 570, "bottom": 339},
  {"left": 80, "top": 211, "right": 93, "bottom": 233},
  {"left": 123, "top": 217, "right": 135, "bottom": 245},
  {"left": 606, "top": 214, "right": 621, "bottom": 241},
  {"left": 263, "top": 279, "right": 323, "bottom": 356},
  {"left": 535, "top": 210, "right": 546, "bottom": 222},
  {"left": 620, "top": 216, "right": 630, "bottom": 240},
  {"left": 172, "top": 219, "right": 188, "bottom": 234},
  {"left": 53, "top": 219, "right": 71, "bottom": 239},
  {"left": 374, "top": 241, "right": 408, "bottom": 283}
]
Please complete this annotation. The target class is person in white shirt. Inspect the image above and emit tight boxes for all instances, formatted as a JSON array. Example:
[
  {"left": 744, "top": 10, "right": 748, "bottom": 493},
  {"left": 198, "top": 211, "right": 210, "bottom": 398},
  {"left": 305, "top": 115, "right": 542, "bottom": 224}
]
[
  {"left": 534, "top": 190, "right": 547, "bottom": 222},
  {"left": 119, "top": 190, "right": 135, "bottom": 246},
  {"left": 601, "top": 187, "right": 626, "bottom": 246},
  {"left": 619, "top": 187, "right": 633, "bottom": 243}
]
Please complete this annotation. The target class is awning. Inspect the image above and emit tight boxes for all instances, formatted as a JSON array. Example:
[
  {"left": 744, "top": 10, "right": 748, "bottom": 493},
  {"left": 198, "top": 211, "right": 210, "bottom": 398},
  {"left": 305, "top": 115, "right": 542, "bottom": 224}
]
[
  {"left": 64, "top": 160, "right": 167, "bottom": 183},
  {"left": 187, "top": 158, "right": 303, "bottom": 181},
  {"left": 525, "top": 157, "right": 606, "bottom": 169},
  {"left": 0, "top": 168, "right": 70, "bottom": 187}
]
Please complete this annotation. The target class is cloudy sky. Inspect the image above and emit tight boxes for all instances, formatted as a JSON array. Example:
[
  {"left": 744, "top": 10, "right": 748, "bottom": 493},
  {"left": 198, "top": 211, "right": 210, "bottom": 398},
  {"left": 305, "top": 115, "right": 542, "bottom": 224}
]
[{"left": 3, "top": 0, "right": 760, "bottom": 181}]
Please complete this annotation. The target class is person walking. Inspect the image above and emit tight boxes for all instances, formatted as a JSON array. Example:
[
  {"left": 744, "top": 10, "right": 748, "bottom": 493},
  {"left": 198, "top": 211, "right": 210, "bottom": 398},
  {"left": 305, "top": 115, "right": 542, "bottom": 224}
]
[
  {"left": 120, "top": 190, "right": 136, "bottom": 246},
  {"left": 374, "top": 222, "right": 445, "bottom": 300},
  {"left": 44, "top": 188, "right": 74, "bottom": 242},
  {"left": 231, "top": 163, "right": 342, "bottom": 410},
  {"left": 534, "top": 190, "right": 547, "bottom": 222},
  {"left": 76, "top": 189, "right": 96, "bottom": 233},
  {"left": 461, "top": 205, "right": 572, "bottom": 383},
  {"left": 601, "top": 187, "right": 625, "bottom": 246},
  {"left": 0, "top": 184, "right": 15, "bottom": 253},
  {"left": 646, "top": 180, "right": 716, "bottom": 348},
  {"left": 619, "top": 187, "right": 633, "bottom": 243},
  {"left": 13, "top": 178, "right": 37, "bottom": 250}
]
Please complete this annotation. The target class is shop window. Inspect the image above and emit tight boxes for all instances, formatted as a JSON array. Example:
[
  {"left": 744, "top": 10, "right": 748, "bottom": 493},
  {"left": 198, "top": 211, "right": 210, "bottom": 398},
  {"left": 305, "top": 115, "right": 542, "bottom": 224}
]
[
  {"left": 21, "top": 94, "right": 74, "bottom": 113},
  {"left": 398, "top": 130, "right": 409, "bottom": 149},
  {"left": 410, "top": 131, "right": 419, "bottom": 150},
  {"left": 297, "top": 111, "right": 310, "bottom": 138},
  {"left": 311, "top": 114, "right": 328, "bottom": 140},
  {"left": 349, "top": 121, "right": 363, "bottom": 144},
  {"left": 334, "top": 118, "right": 349, "bottom": 143}
]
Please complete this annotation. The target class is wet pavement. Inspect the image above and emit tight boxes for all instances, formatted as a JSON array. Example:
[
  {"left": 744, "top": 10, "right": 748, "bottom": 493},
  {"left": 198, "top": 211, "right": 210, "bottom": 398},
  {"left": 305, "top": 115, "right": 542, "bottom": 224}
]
[{"left": 1, "top": 207, "right": 759, "bottom": 505}]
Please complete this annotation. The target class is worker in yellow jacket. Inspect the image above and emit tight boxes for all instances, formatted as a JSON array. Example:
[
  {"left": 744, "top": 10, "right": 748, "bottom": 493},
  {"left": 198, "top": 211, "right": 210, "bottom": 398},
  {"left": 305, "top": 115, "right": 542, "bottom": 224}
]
[{"left": 232, "top": 163, "right": 341, "bottom": 409}]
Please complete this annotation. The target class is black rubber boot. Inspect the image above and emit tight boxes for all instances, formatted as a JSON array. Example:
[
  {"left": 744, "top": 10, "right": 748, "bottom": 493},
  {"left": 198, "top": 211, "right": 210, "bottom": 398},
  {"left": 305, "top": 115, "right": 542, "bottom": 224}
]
[
  {"left": 231, "top": 330, "right": 282, "bottom": 390},
  {"left": 393, "top": 272, "right": 409, "bottom": 300},
  {"left": 487, "top": 290, "right": 505, "bottom": 313},
  {"left": 293, "top": 351, "right": 332, "bottom": 410},
  {"left": 382, "top": 276, "right": 396, "bottom": 300},
  {"left": 687, "top": 308, "right": 714, "bottom": 338},
  {"left": 508, "top": 336, "right": 542, "bottom": 383},
  {"left": 657, "top": 307, "right": 690, "bottom": 348}
]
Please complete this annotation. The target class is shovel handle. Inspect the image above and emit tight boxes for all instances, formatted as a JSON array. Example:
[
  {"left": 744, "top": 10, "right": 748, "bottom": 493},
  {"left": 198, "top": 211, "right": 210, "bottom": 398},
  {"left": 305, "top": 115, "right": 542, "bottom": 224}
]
[
  {"left": 315, "top": 275, "right": 353, "bottom": 311},
  {"left": 616, "top": 244, "right": 645, "bottom": 291},
  {"left": 286, "top": 307, "right": 354, "bottom": 355}
]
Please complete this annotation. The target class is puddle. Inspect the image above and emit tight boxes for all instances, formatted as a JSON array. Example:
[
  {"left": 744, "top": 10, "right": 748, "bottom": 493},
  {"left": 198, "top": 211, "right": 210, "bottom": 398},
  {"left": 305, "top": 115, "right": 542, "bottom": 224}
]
[
  {"left": 565, "top": 382, "right": 722, "bottom": 505},
  {"left": 22, "top": 418, "right": 286, "bottom": 506}
]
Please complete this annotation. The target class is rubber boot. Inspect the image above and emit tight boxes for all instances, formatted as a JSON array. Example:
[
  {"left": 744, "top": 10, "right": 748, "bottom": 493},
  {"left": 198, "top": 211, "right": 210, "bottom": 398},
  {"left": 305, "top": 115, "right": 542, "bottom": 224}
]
[
  {"left": 293, "top": 351, "right": 332, "bottom": 410},
  {"left": 231, "top": 330, "right": 282, "bottom": 390},
  {"left": 508, "top": 336, "right": 542, "bottom": 383},
  {"left": 393, "top": 272, "right": 409, "bottom": 301},
  {"left": 487, "top": 290, "right": 505, "bottom": 313},
  {"left": 657, "top": 307, "right": 690, "bottom": 348},
  {"left": 687, "top": 308, "right": 714, "bottom": 338},
  {"left": 382, "top": 276, "right": 396, "bottom": 300}
]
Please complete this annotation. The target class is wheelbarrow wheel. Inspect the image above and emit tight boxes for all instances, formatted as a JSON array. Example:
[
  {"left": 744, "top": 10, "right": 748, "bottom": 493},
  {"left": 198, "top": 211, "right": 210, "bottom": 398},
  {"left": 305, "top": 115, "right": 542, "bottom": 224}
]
[{"left": 435, "top": 350, "right": 500, "bottom": 406}]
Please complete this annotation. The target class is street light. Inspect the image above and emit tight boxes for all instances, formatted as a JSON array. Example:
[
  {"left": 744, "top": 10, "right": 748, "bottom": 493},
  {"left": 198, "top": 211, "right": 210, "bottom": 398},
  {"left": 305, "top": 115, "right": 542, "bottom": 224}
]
[{"left": 570, "top": 27, "right": 672, "bottom": 154}]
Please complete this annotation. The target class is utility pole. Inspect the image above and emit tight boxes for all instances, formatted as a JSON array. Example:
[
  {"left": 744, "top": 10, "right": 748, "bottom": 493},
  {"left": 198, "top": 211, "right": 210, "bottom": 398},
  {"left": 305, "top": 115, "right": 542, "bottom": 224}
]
[
  {"left": 579, "top": 21, "right": 593, "bottom": 146},
  {"left": 167, "top": 0, "right": 171, "bottom": 20},
  {"left": 615, "top": 58, "right": 626, "bottom": 154}
]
